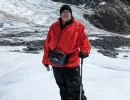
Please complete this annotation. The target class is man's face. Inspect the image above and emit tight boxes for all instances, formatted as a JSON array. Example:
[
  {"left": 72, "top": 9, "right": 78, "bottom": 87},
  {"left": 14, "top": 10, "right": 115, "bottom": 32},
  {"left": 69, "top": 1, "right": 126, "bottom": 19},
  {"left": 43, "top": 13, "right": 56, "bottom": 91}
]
[{"left": 60, "top": 10, "right": 71, "bottom": 22}]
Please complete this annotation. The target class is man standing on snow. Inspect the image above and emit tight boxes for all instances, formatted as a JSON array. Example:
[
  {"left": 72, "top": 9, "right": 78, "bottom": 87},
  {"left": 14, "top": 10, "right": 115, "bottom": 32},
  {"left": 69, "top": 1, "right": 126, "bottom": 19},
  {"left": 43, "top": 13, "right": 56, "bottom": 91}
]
[{"left": 42, "top": 5, "right": 91, "bottom": 100}]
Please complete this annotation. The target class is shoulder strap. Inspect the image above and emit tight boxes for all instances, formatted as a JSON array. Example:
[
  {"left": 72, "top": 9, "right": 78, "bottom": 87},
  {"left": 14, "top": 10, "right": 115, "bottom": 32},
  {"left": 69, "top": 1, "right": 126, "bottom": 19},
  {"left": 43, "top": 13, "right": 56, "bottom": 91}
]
[
  {"left": 54, "top": 18, "right": 76, "bottom": 50},
  {"left": 54, "top": 30, "right": 62, "bottom": 50}
]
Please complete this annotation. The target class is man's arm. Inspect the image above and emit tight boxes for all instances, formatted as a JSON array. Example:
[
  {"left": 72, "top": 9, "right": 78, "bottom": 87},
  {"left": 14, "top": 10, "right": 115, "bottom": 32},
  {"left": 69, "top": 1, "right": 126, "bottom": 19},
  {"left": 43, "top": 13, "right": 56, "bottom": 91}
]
[
  {"left": 42, "top": 26, "right": 52, "bottom": 64},
  {"left": 77, "top": 25, "right": 91, "bottom": 57}
]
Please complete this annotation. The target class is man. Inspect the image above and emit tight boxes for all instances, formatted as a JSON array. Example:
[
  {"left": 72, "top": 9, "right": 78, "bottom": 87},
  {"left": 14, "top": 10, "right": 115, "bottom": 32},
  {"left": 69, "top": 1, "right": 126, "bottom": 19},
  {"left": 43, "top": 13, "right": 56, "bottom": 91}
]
[{"left": 42, "top": 5, "right": 91, "bottom": 100}]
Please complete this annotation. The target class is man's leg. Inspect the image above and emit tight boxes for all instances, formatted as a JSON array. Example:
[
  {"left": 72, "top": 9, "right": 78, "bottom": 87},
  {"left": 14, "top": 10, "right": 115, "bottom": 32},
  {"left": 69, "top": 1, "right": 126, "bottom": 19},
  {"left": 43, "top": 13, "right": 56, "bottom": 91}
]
[
  {"left": 52, "top": 67, "right": 71, "bottom": 100},
  {"left": 64, "top": 65, "right": 87, "bottom": 100}
]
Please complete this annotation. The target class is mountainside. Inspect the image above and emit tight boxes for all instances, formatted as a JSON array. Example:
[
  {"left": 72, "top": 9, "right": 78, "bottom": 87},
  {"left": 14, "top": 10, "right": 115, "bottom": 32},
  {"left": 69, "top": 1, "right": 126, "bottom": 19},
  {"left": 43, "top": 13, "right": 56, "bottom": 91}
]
[{"left": 53, "top": 0, "right": 130, "bottom": 34}]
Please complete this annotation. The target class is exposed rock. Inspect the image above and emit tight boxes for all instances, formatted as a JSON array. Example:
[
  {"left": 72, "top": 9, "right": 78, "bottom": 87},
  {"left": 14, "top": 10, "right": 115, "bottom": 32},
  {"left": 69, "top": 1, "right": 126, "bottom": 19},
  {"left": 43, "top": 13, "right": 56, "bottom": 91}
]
[
  {"left": 52, "top": 0, "right": 130, "bottom": 34},
  {"left": 90, "top": 35, "right": 130, "bottom": 50},
  {"left": 124, "top": 55, "right": 128, "bottom": 57},
  {"left": 24, "top": 40, "right": 44, "bottom": 51},
  {"left": 0, "top": 38, "right": 45, "bottom": 51},
  {"left": 84, "top": 0, "right": 130, "bottom": 34},
  {"left": 97, "top": 50, "right": 119, "bottom": 58},
  {"left": 0, "top": 21, "right": 4, "bottom": 28},
  {"left": 89, "top": 35, "right": 130, "bottom": 58}
]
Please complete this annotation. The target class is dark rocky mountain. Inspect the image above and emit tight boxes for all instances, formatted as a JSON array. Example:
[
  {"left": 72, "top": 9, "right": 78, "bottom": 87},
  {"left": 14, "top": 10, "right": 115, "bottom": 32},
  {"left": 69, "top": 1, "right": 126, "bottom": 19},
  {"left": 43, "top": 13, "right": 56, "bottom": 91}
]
[{"left": 53, "top": 0, "right": 130, "bottom": 34}]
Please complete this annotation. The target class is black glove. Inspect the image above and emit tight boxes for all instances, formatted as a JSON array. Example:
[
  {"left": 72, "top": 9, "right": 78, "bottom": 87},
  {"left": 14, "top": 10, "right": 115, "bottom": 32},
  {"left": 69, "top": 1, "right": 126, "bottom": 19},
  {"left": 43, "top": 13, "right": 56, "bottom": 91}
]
[
  {"left": 44, "top": 64, "right": 50, "bottom": 71},
  {"left": 78, "top": 52, "right": 89, "bottom": 58}
]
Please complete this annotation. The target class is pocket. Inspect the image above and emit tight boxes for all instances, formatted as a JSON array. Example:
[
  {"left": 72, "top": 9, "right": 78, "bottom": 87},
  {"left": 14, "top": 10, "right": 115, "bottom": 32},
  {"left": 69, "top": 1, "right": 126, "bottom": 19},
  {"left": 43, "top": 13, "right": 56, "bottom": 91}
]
[
  {"left": 66, "top": 65, "right": 80, "bottom": 77},
  {"left": 64, "top": 66, "right": 81, "bottom": 87},
  {"left": 74, "top": 65, "right": 80, "bottom": 76},
  {"left": 73, "top": 65, "right": 80, "bottom": 71}
]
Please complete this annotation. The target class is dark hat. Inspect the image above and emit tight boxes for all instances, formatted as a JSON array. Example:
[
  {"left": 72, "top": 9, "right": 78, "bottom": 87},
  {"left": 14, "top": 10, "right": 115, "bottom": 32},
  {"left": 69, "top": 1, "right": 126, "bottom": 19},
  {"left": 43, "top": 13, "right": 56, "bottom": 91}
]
[{"left": 60, "top": 5, "right": 72, "bottom": 15}]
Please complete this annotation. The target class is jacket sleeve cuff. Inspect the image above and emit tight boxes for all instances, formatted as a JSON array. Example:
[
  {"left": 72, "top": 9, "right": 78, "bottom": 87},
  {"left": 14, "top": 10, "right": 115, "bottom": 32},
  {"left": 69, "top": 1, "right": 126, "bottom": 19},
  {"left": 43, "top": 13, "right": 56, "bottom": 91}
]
[
  {"left": 42, "top": 59, "right": 48, "bottom": 64},
  {"left": 80, "top": 48, "right": 90, "bottom": 54}
]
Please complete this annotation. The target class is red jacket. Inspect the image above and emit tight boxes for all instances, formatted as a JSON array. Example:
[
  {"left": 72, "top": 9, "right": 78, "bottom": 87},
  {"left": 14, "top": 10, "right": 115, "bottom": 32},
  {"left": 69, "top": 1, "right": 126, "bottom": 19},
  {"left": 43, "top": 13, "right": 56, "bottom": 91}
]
[{"left": 42, "top": 17, "right": 91, "bottom": 68}]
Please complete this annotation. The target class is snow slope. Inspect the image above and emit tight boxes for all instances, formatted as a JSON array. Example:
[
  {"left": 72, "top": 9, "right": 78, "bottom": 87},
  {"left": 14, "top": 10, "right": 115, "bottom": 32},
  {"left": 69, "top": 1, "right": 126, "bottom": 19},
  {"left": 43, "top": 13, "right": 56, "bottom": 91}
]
[{"left": 0, "top": 0, "right": 117, "bottom": 36}]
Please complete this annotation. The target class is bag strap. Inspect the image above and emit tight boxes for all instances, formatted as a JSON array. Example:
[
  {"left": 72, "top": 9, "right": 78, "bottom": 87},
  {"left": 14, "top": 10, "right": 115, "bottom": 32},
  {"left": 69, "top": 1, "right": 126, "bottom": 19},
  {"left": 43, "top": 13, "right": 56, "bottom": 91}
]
[
  {"left": 54, "top": 19, "right": 79, "bottom": 50},
  {"left": 55, "top": 30, "right": 62, "bottom": 50}
]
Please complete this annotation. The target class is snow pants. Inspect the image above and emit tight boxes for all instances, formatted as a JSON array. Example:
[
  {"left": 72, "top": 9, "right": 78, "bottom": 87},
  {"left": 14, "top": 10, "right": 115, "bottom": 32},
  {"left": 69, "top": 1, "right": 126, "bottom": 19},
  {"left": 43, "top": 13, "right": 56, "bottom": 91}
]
[{"left": 52, "top": 65, "right": 87, "bottom": 100}]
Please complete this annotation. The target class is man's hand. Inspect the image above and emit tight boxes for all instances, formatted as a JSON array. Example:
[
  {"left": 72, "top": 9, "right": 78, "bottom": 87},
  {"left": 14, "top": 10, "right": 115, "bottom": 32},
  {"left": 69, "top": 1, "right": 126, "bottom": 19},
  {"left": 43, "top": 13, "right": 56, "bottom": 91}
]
[
  {"left": 44, "top": 64, "right": 50, "bottom": 71},
  {"left": 78, "top": 52, "right": 89, "bottom": 59}
]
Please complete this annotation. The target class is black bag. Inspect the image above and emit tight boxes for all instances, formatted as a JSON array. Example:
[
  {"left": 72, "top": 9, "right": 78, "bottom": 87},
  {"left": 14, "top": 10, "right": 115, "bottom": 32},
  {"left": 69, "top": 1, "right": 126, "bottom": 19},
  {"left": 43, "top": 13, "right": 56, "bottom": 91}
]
[
  {"left": 49, "top": 50, "right": 72, "bottom": 66},
  {"left": 48, "top": 31, "right": 73, "bottom": 66}
]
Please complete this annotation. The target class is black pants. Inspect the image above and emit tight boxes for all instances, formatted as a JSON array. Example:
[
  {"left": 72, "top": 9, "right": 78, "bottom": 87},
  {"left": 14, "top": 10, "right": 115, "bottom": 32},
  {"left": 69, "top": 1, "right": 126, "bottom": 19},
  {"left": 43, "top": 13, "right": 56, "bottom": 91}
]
[{"left": 52, "top": 65, "right": 87, "bottom": 100}]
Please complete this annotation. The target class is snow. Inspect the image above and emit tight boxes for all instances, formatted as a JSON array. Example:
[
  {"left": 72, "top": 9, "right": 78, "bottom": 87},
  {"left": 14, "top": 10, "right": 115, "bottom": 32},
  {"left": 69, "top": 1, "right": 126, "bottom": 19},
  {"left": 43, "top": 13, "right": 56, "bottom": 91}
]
[
  {"left": 88, "top": 49, "right": 130, "bottom": 71},
  {"left": 88, "top": 37, "right": 102, "bottom": 40},
  {"left": 0, "top": 0, "right": 130, "bottom": 100},
  {"left": 0, "top": 28, "right": 2, "bottom": 32},
  {"left": 114, "top": 47, "right": 130, "bottom": 59},
  {"left": 0, "top": 46, "right": 26, "bottom": 52},
  {"left": 0, "top": 51, "right": 59, "bottom": 100},
  {"left": 0, "top": 49, "right": 130, "bottom": 100},
  {"left": 0, "top": 0, "right": 60, "bottom": 26},
  {"left": 124, "top": 35, "right": 130, "bottom": 38},
  {"left": 115, "top": 46, "right": 130, "bottom": 51},
  {"left": 99, "top": 2, "right": 106, "bottom": 6}
]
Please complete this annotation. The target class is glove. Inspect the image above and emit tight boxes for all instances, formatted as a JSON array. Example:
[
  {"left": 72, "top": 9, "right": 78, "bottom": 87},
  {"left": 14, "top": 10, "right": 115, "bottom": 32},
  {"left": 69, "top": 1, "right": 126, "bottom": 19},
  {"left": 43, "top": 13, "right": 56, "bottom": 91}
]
[
  {"left": 44, "top": 64, "right": 50, "bottom": 71},
  {"left": 78, "top": 52, "right": 89, "bottom": 58}
]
